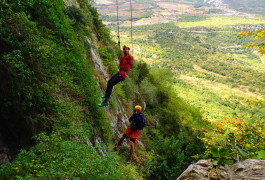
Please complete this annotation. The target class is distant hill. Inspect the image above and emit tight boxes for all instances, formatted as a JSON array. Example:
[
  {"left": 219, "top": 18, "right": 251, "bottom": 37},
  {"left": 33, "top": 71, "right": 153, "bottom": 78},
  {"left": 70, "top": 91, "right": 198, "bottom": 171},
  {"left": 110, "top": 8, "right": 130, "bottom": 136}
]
[
  {"left": 224, "top": 0, "right": 265, "bottom": 14},
  {"left": 94, "top": 0, "right": 265, "bottom": 27}
]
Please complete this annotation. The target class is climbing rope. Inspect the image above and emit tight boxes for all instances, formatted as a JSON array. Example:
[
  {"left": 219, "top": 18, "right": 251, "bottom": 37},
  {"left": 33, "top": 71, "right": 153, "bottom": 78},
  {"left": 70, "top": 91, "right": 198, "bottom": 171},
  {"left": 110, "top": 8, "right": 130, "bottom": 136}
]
[
  {"left": 115, "top": 0, "right": 133, "bottom": 53},
  {"left": 129, "top": 0, "right": 133, "bottom": 54},
  {"left": 115, "top": 0, "right": 121, "bottom": 49},
  {"left": 129, "top": 0, "right": 136, "bottom": 106}
]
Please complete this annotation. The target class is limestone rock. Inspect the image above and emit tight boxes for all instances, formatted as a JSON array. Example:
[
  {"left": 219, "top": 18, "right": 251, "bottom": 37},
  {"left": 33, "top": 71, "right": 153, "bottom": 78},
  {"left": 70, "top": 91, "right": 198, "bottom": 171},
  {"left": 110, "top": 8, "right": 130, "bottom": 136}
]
[
  {"left": 177, "top": 159, "right": 265, "bottom": 180},
  {"left": 0, "top": 147, "right": 11, "bottom": 165}
]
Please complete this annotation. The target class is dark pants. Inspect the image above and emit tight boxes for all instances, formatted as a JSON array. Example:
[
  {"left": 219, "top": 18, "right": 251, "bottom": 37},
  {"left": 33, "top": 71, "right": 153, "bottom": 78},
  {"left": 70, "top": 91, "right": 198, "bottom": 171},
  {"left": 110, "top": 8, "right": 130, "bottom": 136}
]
[{"left": 105, "top": 72, "right": 124, "bottom": 98}]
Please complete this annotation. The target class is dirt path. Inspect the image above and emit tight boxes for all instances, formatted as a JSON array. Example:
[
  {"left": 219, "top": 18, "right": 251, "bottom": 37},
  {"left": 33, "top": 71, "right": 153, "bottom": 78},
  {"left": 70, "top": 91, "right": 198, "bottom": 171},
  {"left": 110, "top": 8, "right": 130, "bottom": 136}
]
[
  {"left": 254, "top": 51, "right": 265, "bottom": 65},
  {"left": 193, "top": 65, "right": 227, "bottom": 78},
  {"left": 258, "top": 55, "right": 265, "bottom": 65}
]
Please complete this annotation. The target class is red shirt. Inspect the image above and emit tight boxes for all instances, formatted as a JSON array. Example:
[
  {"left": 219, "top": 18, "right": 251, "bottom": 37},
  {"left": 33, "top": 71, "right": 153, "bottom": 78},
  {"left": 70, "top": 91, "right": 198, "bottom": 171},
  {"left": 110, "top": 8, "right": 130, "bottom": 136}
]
[{"left": 119, "top": 55, "right": 134, "bottom": 79}]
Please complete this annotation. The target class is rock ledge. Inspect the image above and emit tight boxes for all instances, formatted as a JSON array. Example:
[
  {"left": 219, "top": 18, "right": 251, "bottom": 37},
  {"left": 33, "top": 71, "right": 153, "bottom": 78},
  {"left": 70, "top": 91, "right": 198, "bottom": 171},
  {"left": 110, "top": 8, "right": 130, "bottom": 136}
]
[{"left": 177, "top": 159, "right": 265, "bottom": 180}]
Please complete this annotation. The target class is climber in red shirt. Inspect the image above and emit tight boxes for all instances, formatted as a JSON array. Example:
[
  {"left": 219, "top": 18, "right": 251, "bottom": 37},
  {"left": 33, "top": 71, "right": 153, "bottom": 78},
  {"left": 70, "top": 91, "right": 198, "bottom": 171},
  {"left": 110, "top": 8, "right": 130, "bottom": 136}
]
[{"left": 98, "top": 45, "right": 134, "bottom": 107}]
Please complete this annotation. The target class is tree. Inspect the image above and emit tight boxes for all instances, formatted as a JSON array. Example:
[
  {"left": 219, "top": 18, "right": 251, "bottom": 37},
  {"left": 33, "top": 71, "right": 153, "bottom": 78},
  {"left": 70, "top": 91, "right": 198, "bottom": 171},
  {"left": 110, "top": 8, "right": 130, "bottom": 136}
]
[{"left": 239, "top": 26, "right": 265, "bottom": 54}]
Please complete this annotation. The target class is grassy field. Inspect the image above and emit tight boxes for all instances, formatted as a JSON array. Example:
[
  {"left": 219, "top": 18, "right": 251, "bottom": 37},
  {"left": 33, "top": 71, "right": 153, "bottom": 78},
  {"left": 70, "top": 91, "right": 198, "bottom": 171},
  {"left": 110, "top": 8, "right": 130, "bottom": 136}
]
[{"left": 176, "top": 16, "right": 265, "bottom": 28}]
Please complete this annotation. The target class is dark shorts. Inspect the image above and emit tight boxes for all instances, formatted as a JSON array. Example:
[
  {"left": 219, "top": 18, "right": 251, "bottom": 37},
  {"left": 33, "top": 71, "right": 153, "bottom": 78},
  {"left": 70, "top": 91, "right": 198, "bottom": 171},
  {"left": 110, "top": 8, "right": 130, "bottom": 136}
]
[{"left": 123, "top": 128, "right": 140, "bottom": 142}]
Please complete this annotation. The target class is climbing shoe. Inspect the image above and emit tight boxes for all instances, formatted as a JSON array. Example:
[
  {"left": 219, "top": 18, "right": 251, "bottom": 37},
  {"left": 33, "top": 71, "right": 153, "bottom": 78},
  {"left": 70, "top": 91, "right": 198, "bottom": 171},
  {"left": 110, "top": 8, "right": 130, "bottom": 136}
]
[{"left": 98, "top": 101, "right": 110, "bottom": 107}]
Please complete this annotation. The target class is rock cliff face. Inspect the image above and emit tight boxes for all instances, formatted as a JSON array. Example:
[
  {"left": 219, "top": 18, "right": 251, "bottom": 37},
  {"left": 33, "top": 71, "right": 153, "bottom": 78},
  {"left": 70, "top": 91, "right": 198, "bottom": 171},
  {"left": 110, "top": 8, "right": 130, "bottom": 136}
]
[
  {"left": 177, "top": 159, "right": 265, "bottom": 180},
  {"left": 0, "top": 99, "right": 39, "bottom": 164},
  {"left": 0, "top": 134, "right": 11, "bottom": 164}
]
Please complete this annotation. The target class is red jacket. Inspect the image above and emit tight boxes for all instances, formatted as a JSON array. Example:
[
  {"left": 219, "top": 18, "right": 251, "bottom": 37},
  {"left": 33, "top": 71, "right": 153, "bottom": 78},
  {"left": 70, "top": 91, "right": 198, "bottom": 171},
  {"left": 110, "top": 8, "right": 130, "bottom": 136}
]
[{"left": 119, "top": 55, "right": 134, "bottom": 79}]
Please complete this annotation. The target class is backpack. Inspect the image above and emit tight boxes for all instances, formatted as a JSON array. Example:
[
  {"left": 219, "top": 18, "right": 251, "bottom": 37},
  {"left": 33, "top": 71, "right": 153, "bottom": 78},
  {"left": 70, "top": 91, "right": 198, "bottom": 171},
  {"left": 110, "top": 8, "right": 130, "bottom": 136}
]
[{"left": 130, "top": 113, "right": 145, "bottom": 130}]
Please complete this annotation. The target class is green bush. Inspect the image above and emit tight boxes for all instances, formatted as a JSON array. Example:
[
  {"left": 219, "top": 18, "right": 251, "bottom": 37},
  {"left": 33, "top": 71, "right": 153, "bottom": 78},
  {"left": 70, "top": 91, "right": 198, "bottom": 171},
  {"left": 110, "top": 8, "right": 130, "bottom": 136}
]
[
  {"left": 98, "top": 47, "right": 117, "bottom": 74},
  {"left": 199, "top": 117, "right": 265, "bottom": 165},
  {"left": 0, "top": 133, "right": 142, "bottom": 179}
]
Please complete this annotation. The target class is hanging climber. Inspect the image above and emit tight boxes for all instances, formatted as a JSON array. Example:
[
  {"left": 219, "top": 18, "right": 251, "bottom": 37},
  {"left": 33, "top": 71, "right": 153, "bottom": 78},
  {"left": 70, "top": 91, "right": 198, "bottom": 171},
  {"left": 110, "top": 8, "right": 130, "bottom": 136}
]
[
  {"left": 114, "top": 105, "right": 145, "bottom": 162},
  {"left": 98, "top": 45, "right": 134, "bottom": 107}
]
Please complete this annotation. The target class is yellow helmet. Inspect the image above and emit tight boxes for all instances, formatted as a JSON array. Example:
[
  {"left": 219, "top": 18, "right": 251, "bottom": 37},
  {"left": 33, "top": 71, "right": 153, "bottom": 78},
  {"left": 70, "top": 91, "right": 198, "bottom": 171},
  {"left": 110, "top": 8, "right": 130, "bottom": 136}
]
[
  {"left": 134, "top": 105, "right": 142, "bottom": 111},
  {"left": 123, "top": 45, "right": 130, "bottom": 50}
]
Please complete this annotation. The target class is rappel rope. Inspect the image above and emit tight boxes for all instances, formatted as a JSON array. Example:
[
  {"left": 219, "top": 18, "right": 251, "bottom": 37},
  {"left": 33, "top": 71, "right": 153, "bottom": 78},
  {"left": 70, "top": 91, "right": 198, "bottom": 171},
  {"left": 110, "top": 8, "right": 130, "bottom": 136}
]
[
  {"left": 115, "top": 0, "right": 121, "bottom": 49},
  {"left": 129, "top": 0, "right": 136, "bottom": 107},
  {"left": 129, "top": 0, "right": 133, "bottom": 54}
]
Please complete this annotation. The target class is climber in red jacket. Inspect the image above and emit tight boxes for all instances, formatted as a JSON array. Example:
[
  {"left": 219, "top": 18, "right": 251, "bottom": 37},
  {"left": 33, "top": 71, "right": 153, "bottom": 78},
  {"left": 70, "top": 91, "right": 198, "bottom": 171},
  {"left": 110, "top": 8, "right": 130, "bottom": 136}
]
[{"left": 98, "top": 45, "right": 134, "bottom": 107}]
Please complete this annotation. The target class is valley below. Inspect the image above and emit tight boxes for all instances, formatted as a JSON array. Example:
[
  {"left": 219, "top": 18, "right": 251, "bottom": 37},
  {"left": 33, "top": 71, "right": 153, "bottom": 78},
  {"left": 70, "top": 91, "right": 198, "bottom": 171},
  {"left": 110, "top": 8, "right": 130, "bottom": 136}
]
[{"left": 94, "top": 0, "right": 265, "bottom": 122}]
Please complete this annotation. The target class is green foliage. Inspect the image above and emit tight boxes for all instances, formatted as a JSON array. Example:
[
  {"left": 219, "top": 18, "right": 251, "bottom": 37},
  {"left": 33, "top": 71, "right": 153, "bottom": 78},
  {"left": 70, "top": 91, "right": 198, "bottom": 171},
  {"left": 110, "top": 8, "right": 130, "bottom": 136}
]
[
  {"left": 178, "top": 15, "right": 208, "bottom": 22},
  {"left": 139, "top": 79, "right": 157, "bottom": 104},
  {"left": 239, "top": 27, "right": 265, "bottom": 54},
  {"left": 147, "top": 135, "right": 186, "bottom": 179},
  {"left": 134, "top": 61, "right": 150, "bottom": 85},
  {"left": 0, "top": 0, "right": 110, "bottom": 133},
  {"left": 0, "top": 133, "right": 142, "bottom": 179},
  {"left": 1, "top": 50, "right": 34, "bottom": 111},
  {"left": 99, "top": 47, "right": 117, "bottom": 74},
  {"left": 199, "top": 117, "right": 265, "bottom": 164},
  {"left": 257, "top": 150, "right": 265, "bottom": 159},
  {"left": 65, "top": 6, "right": 93, "bottom": 27},
  {"left": 146, "top": 130, "right": 205, "bottom": 179}
]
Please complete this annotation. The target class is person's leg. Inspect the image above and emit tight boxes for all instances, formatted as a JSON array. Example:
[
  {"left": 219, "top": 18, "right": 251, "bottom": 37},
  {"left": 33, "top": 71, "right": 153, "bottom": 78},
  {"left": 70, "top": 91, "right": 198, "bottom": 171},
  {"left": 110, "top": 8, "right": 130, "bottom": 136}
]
[
  {"left": 115, "top": 128, "right": 132, "bottom": 150},
  {"left": 105, "top": 72, "right": 123, "bottom": 98},
  {"left": 129, "top": 140, "right": 136, "bottom": 161},
  {"left": 98, "top": 73, "right": 123, "bottom": 107},
  {"left": 128, "top": 130, "right": 140, "bottom": 162},
  {"left": 102, "top": 73, "right": 116, "bottom": 99},
  {"left": 116, "top": 136, "right": 126, "bottom": 148}
]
